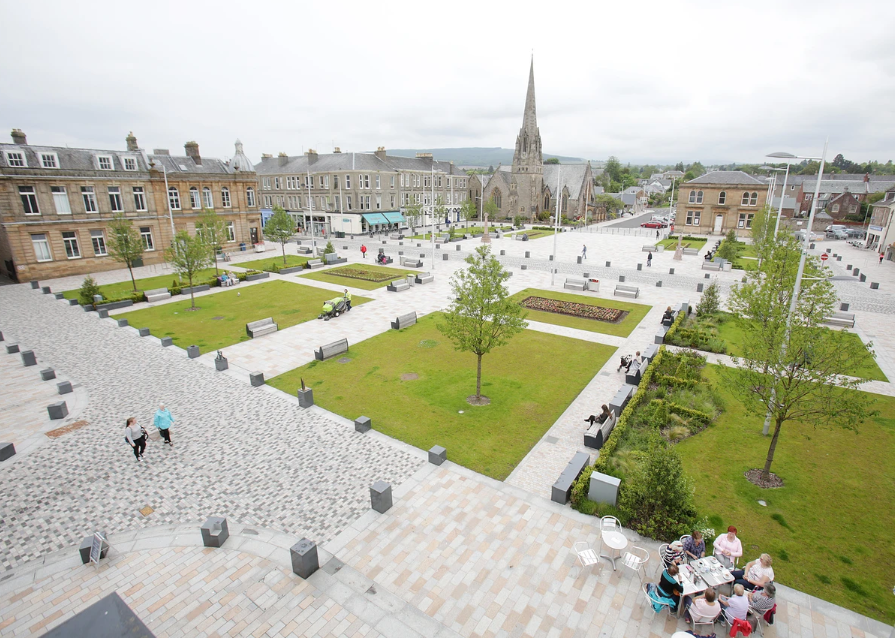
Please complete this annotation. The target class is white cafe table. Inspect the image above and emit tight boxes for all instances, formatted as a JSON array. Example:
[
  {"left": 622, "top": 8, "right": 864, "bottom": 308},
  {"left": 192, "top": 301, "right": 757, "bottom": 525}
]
[{"left": 600, "top": 530, "right": 628, "bottom": 570}]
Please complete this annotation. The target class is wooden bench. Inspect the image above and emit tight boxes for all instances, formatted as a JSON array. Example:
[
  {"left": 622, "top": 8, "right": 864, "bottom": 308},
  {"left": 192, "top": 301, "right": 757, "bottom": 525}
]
[
  {"left": 246, "top": 317, "right": 278, "bottom": 338},
  {"left": 307, "top": 259, "right": 325, "bottom": 269},
  {"left": 564, "top": 277, "right": 589, "bottom": 291},
  {"left": 683, "top": 247, "right": 699, "bottom": 256},
  {"left": 387, "top": 280, "right": 411, "bottom": 292},
  {"left": 297, "top": 246, "right": 312, "bottom": 254},
  {"left": 315, "top": 338, "right": 348, "bottom": 361},
  {"left": 145, "top": 288, "right": 171, "bottom": 303},
  {"left": 400, "top": 257, "right": 423, "bottom": 268},
  {"left": 414, "top": 272, "right": 434, "bottom": 284},
  {"left": 614, "top": 284, "right": 640, "bottom": 299},
  {"left": 391, "top": 311, "right": 417, "bottom": 330},
  {"left": 551, "top": 452, "right": 591, "bottom": 504},
  {"left": 825, "top": 312, "right": 856, "bottom": 328},
  {"left": 642, "top": 245, "right": 658, "bottom": 252},
  {"left": 702, "top": 261, "right": 722, "bottom": 271}
]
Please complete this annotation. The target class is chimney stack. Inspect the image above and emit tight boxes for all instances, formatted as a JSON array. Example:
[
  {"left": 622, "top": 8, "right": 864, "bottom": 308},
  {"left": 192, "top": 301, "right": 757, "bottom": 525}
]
[
  {"left": 184, "top": 141, "right": 201, "bottom": 165},
  {"left": 10, "top": 129, "right": 26, "bottom": 145},
  {"left": 278, "top": 152, "right": 289, "bottom": 166},
  {"left": 126, "top": 131, "right": 138, "bottom": 151},
  {"left": 375, "top": 146, "right": 387, "bottom": 161},
  {"left": 153, "top": 149, "right": 170, "bottom": 155},
  {"left": 416, "top": 152, "right": 433, "bottom": 161},
  {"left": 306, "top": 149, "right": 318, "bottom": 165},
  {"left": 261, "top": 153, "right": 273, "bottom": 159},
  {"left": 333, "top": 147, "right": 341, "bottom": 154}
]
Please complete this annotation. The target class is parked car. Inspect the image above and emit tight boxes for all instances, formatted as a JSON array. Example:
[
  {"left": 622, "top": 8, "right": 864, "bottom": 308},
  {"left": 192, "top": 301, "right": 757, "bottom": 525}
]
[
  {"left": 641, "top": 221, "right": 664, "bottom": 228},
  {"left": 826, "top": 229, "right": 848, "bottom": 240},
  {"left": 794, "top": 230, "right": 822, "bottom": 241},
  {"left": 845, "top": 228, "right": 866, "bottom": 239},
  {"left": 825, "top": 224, "right": 847, "bottom": 233}
]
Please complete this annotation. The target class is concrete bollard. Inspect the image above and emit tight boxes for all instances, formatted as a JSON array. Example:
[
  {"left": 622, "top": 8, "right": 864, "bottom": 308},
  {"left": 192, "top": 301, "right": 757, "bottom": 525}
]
[
  {"left": 549, "top": 255, "right": 554, "bottom": 261},
  {"left": 859, "top": 274, "right": 866, "bottom": 282},
  {"left": 42, "top": 286, "right": 51, "bottom": 294},
  {"left": 524, "top": 251, "right": 530, "bottom": 258},
  {"left": 521, "top": 264, "right": 527, "bottom": 270},
  {"left": 605, "top": 261, "right": 611, "bottom": 267},
  {"left": 355, "top": 416, "right": 372, "bottom": 433},
  {"left": 637, "top": 263, "right": 642, "bottom": 271},
  {"left": 68, "top": 299, "right": 79, "bottom": 306},
  {"left": 697, "top": 283, "right": 704, "bottom": 292},
  {"left": 98, "top": 309, "right": 109, "bottom": 319},
  {"left": 837, "top": 256, "right": 842, "bottom": 261},
  {"left": 870, "top": 282, "right": 879, "bottom": 289},
  {"left": 847, "top": 265, "right": 852, "bottom": 270},
  {"left": 669, "top": 268, "right": 675, "bottom": 275},
  {"left": 47, "top": 401, "right": 68, "bottom": 420},
  {"left": 6, "top": 343, "right": 20, "bottom": 354},
  {"left": 21, "top": 350, "right": 37, "bottom": 366},
  {"left": 297, "top": 387, "right": 314, "bottom": 408},
  {"left": 138, "top": 328, "right": 150, "bottom": 337},
  {"left": 290, "top": 539, "right": 319, "bottom": 579},
  {"left": 160, "top": 337, "right": 173, "bottom": 347},
  {"left": 30, "top": 280, "right": 39, "bottom": 289},
  {"left": 0, "top": 442, "right": 16, "bottom": 462},
  {"left": 250, "top": 371, "right": 265, "bottom": 387},
  {"left": 656, "top": 281, "right": 663, "bottom": 287},
  {"left": 57, "top": 381, "right": 73, "bottom": 394},
  {"left": 576, "top": 256, "right": 582, "bottom": 264},
  {"left": 117, "top": 319, "right": 129, "bottom": 327},
  {"left": 370, "top": 481, "right": 393, "bottom": 513},
  {"left": 187, "top": 345, "right": 200, "bottom": 359},
  {"left": 40, "top": 368, "right": 56, "bottom": 381},
  {"left": 443, "top": 253, "right": 449, "bottom": 260},
  {"left": 705, "top": 273, "right": 711, "bottom": 279},
  {"left": 840, "top": 303, "right": 850, "bottom": 312},
  {"left": 428, "top": 445, "right": 447, "bottom": 465},
  {"left": 200, "top": 516, "right": 229, "bottom": 548},
  {"left": 853, "top": 268, "right": 860, "bottom": 277},
  {"left": 54, "top": 293, "right": 64, "bottom": 300},
  {"left": 500, "top": 250, "right": 505, "bottom": 256},
  {"left": 619, "top": 275, "right": 625, "bottom": 282}
]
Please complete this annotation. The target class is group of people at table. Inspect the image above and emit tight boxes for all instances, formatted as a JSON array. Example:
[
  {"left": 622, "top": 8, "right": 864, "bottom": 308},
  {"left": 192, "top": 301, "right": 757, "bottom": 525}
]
[{"left": 655, "top": 526, "right": 776, "bottom": 631}]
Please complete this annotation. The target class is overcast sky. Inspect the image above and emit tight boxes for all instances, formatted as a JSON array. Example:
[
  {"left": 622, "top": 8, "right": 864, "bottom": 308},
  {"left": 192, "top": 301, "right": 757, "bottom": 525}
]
[{"left": 2, "top": 0, "right": 894, "bottom": 166}]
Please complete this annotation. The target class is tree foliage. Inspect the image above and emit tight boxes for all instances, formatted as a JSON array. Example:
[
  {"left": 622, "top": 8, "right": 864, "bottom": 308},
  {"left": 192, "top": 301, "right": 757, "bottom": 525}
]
[
  {"left": 78, "top": 276, "right": 102, "bottom": 305},
  {"left": 166, "top": 230, "right": 212, "bottom": 309},
  {"left": 460, "top": 198, "right": 477, "bottom": 227},
  {"left": 437, "top": 246, "right": 528, "bottom": 400},
  {"left": 197, "top": 208, "right": 228, "bottom": 275},
  {"left": 594, "top": 194, "right": 622, "bottom": 219},
  {"left": 404, "top": 198, "right": 424, "bottom": 229},
  {"left": 715, "top": 230, "right": 740, "bottom": 261},
  {"left": 264, "top": 205, "right": 294, "bottom": 264},
  {"left": 722, "top": 233, "right": 877, "bottom": 481},
  {"left": 696, "top": 281, "right": 720, "bottom": 316},
  {"left": 544, "top": 157, "right": 560, "bottom": 165},
  {"left": 106, "top": 212, "right": 144, "bottom": 292}
]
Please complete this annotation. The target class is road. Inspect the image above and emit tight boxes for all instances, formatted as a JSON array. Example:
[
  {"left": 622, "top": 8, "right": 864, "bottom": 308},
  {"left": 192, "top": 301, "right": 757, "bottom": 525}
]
[{"left": 608, "top": 208, "right": 671, "bottom": 229}]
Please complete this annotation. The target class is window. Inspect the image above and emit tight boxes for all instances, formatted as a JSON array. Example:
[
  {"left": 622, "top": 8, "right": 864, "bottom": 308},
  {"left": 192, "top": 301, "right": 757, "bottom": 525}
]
[
  {"left": 52, "top": 186, "right": 71, "bottom": 214},
  {"left": 322, "top": 175, "right": 329, "bottom": 189},
  {"left": 750, "top": 192, "right": 758, "bottom": 206},
  {"left": 686, "top": 210, "right": 701, "bottom": 226},
  {"left": 424, "top": 175, "right": 431, "bottom": 188},
  {"left": 263, "top": 177, "right": 271, "bottom": 189},
  {"left": 345, "top": 175, "right": 351, "bottom": 189},
  {"left": 741, "top": 192, "right": 750, "bottom": 205},
  {"left": 390, "top": 194, "right": 395, "bottom": 208},
  {"left": 133, "top": 186, "right": 146, "bottom": 211},
  {"left": 190, "top": 187, "right": 201, "bottom": 209},
  {"left": 718, "top": 191, "right": 726, "bottom": 205},
  {"left": 225, "top": 221, "right": 235, "bottom": 242},
  {"left": 390, "top": 176, "right": 395, "bottom": 188},
  {"left": 436, "top": 176, "right": 442, "bottom": 188},
  {"left": 203, "top": 187, "right": 213, "bottom": 208},
  {"left": 246, "top": 187, "right": 255, "bottom": 207},
  {"left": 63, "top": 231, "right": 81, "bottom": 258},
  {"left": 221, "top": 187, "right": 231, "bottom": 208},
  {"left": 849, "top": 204, "right": 857, "bottom": 214},
  {"left": 738, "top": 213, "right": 755, "bottom": 228},
  {"left": 375, "top": 175, "right": 381, "bottom": 189},
  {"left": 140, "top": 227, "right": 154, "bottom": 250},
  {"left": 831, "top": 204, "right": 840, "bottom": 213},
  {"left": 400, "top": 174, "right": 405, "bottom": 188},
  {"left": 108, "top": 186, "right": 123, "bottom": 212},
  {"left": 263, "top": 195, "right": 272, "bottom": 207},
  {"left": 5, "top": 150, "right": 26, "bottom": 167},
  {"left": 333, "top": 175, "right": 340, "bottom": 189},
  {"left": 168, "top": 187, "right": 181, "bottom": 210},
  {"left": 31, "top": 234, "right": 52, "bottom": 261},
  {"left": 19, "top": 186, "right": 40, "bottom": 215},
  {"left": 363, "top": 174, "right": 371, "bottom": 189},
  {"left": 96, "top": 155, "right": 113, "bottom": 170},
  {"left": 40, "top": 153, "right": 59, "bottom": 169},
  {"left": 91, "top": 229, "right": 107, "bottom": 255},
  {"left": 346, "top": 195, "right": 352, "bottom": 210},
  {"left": 376, "top": 195, "right": 381, "bottom": 210},
  {"left": 123, "top": 157, "right": 137, "bottom": 171},
  {"left": 334, "top": 195, "right": 341, "bottom": 210},
  {"left": 274, "top": 177, "right": 281, "bottom": 189}
]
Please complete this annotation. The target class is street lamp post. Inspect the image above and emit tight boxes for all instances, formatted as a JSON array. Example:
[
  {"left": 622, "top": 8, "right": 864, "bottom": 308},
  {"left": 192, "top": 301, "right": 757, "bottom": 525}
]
[
  {"left": 766, "top": 153, "right": 805, "bottom": 236},
  {"left": 551, "top": 166, "right": 562, "bottom": 286}
]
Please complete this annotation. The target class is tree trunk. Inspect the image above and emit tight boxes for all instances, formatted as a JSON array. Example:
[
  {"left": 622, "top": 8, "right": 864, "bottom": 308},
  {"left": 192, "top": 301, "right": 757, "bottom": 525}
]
[
  {"left": 761, "top": 416, "right": 784, "bottom": 481},
  {"left": 213, "top": 251, "right": 219, "bottom": 275},
  {"left": 128, "top": 263, "right": 137, "bottom": 292},
  {"left": 476, "top": 353, "right": 483, "bottom": 398},
  {"left": 188, "top": 274, "right": 195, "bottom": 309},
  {"left": 282, "top": 242, "right": 287, "bottom": 265}
]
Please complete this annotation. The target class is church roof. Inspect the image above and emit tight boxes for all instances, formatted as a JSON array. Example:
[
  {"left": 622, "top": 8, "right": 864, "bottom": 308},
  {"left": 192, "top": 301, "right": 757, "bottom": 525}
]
[{"left": 543, "top": 164, "right": 590, "bottom": 199}]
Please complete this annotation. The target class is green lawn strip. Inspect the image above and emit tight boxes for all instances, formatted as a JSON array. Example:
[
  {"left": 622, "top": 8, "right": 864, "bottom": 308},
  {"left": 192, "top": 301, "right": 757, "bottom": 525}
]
[
  {"left": 677, "top": 365, "right": 895, "bottom": 624},
  {"left": 715, "top": 315, "right": 886, "bottom": 381},
  {"left": 732, "top": 244, "right": 759, "bottom": 270},
  {"left": 62, "top": 268, "right": 221, "bottom": 300},
  {"left": 656, "top": 237, "right": 707, "bottom": 250},
  {"left": 111, "top": 280, "right": 371, "bottom": 350},
  {"left": 236, "top": 255, "right": 311, "bottom": 272},
  {"left": 507, "top": 288, "right": 651, "bottom": 338},
  {"left": 507, "top": 229, "right": 556, "bottom": 239},
  {"left": 269, "top": 314, "right": 614, "bottom": 480},
  {"left": 298, "top": 264, "right": 421, "bottom": 290}
]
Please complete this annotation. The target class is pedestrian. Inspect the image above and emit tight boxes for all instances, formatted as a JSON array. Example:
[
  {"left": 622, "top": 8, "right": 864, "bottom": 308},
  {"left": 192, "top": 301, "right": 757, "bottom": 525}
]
[
  {"left": 124, "top": 416, "right": 146, "bottom": 461},
  {"left": 880, "top": 253, "right": 884, "bottom": 264},
  {"left": 582, "top": 244, "right": 587, "bottom": 260},
  {"left": 343, "top": 288, "right": 352, "bottom": 311},
  {"left": 656, "top": 229, "right": 660, "bottom": 239},
  {"left": 153, "top": 403, "right": 175, "bottom": 447},
  {"left": 647, "top": 252, "right": 652, "bottom": 267},
  {"left": 361, "top": 244, "right": 367, "bottom": 259}
]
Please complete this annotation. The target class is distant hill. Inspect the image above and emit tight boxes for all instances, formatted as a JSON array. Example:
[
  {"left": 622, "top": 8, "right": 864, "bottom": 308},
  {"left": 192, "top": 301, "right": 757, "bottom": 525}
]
[{"left": 378, "top": 147, "right": 586, "bottom": 168}]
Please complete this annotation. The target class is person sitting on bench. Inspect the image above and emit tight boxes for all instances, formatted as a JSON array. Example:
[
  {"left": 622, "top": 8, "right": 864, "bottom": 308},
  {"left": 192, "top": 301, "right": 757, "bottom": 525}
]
[
  {"left": 662, "top": 306, "right": 674, "bottom": 323},
  {"left": 585, "top": 404, "right": 611, "bottom": 427}
]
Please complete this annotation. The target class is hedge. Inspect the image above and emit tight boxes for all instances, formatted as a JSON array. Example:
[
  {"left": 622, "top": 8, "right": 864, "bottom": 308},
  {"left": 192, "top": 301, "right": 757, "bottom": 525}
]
[
  {"left": 662, "top": 307, "right": 687, "bottom": 344},
  {"left": 570, "top": 346, "right": 667, "bottom": 507}
]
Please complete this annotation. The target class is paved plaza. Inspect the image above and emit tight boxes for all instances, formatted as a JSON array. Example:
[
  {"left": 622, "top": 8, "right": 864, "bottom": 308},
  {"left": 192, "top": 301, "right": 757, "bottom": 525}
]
[{"left": 1, "top": 218, "right": 893, "bottom": 636}]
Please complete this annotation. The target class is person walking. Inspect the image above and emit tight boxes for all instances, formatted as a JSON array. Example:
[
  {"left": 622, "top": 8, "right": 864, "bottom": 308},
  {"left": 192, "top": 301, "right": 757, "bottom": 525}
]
[
  {"left": 153, "top": 403, "right": 175, "bottom": 447},
  {"left": 647, "top": 252, "right": 652, "bottom": 267},
  {"left": 880, "top": 253, "right": 884, "bottom": 265},
  {"left": 361, "top": 244, "right": 367, "bottom": 259},
  {"left": 656, "top": 229, "right": 660, "bottom": 240},
  {"left": 581, "top": 244, "right": 587, "bottom": 260},
  {"left": 125, "top": 417, "right": 146, "bottom": 461}
]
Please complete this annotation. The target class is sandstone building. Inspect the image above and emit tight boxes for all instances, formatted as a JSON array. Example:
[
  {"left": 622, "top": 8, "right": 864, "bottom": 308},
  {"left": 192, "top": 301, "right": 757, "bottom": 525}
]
[{"left": 675, "top": 171, "right": 768, "bottom": 235}]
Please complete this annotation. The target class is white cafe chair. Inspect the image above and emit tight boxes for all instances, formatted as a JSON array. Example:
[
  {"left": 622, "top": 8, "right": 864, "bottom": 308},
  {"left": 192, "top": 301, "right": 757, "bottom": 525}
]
[
  {"left": 688, "top": 607, "right": 720, "bottom": 635},
  {"left": 572, "top": 541, "right": 601, "bottom": 578},
  {"left": 656, "top": 543, "right": 670, "bottom": 576},
  {"left": 642, "top": 582, "right": 674, "bottom": 619},
  {"left": 748, "top": 605, "right": 770, "bottom": 636},
  {"left": 621, "top": 546, "right": 649, "bottom": 582}
]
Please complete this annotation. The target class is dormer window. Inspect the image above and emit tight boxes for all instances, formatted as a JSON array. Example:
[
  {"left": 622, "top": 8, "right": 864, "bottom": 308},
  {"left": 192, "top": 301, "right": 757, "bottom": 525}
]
[
  {"left": 4, "top": 150, "right": 26, "bottom": 167},
  {"left": 40, "top": 152, "right": 59, "bottom": 169},
  {"left": 123, "top": 157, "right": 137, "bottom": 171},
  {"left": 96, "top": 155, "right": 113, "bottom": 170}
]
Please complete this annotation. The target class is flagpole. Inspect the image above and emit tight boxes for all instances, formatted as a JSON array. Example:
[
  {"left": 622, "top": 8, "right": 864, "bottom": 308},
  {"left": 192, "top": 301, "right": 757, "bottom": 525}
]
[
  {"left": 431, "top": 164, "right": 436, "bottom": 270},
  {"left": 551, "top": 166, "right": 562, "bottom": 286}
]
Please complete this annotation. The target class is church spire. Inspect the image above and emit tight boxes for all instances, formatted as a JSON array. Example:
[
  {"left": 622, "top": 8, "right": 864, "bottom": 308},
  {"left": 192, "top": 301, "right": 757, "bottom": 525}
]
[
  {"left": 522, "top": 57, "right": 538, "bottom": 134},
  {"left": 513, "top": 57, "right": 543, "bottom": 174}
]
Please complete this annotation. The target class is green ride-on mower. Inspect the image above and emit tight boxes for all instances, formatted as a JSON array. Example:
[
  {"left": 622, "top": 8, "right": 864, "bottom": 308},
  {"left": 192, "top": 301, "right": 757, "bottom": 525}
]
[{"left": 318, "top": 295, "right": 349, "bottom": 321}]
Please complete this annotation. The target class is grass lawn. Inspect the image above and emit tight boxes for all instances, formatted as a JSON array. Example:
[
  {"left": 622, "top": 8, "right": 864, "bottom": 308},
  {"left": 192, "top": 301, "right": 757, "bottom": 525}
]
[
  {"left": 508, "top": 229, "right": 556, "bottom": 239},
  {"left": 62, "top": 268, "right": 221, "bottom": 300},
  {"left": 715, "top": 315, "right": 886, "bottom": 381},
  {"left": 677, "top": 365, "right": 895, "bottom": 624},
  {"left": 409, "top": 226, "right": 512, "bottom": 240},
  {"left": 111, "top": 280, "right": 371, "bottom": 350},
  {"left": 269, "top": 314, "right": 614, "bottom": 480},
  {"left": 298, "top": 264, "right": 421, "bottom": 290},
  {"left": 732, "top": 244, "right": 759, "bottom": 271},
  {"left": 507, "top": 288, "right": 651, "bottom": 338},
  {"left": 236, "top": 255, "right": 311, "bottom": 272},
  {"left": 657, "top": 237, "right": 707, "bottom": 250}
]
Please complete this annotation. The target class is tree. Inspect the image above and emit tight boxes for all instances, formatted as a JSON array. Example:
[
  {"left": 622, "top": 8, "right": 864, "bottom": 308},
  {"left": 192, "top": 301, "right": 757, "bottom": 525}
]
[
  {"left": 484, "top": 197, "right": 499, "bottom": 225},
  {"left": 461, "top": 197, "right": 478, "bottom": 228},
  {"left": 749, "top": 206, "right": 776, "bottom": 263},
  {"left": 434, "top": 196, "right": 448, "bottom": 228},
  {"left": 437, "top": 246, "right": 528, "bottom": 403},
  {"left": 687, "top": 161, "right": 706, "bottom": 177},
  {"left": 544, "top": 157, "right": 560, "bottom": 165},
  {"left": 78, "top": 276, "right": 102, "bottom": 305},
  {"left": 166, "top": 231, "right": 212, "bottom": 310},
  {"left": 716, "top": 230, "right": 739, "bottom": 261},
  {"left": 594, "top": 194, "right": 622, "bottom": 220},
  {"left": 264, "top": 205, "right": 294, "bottom": 265},
  {"left": 404, "top": 199, "right": 423, "bottom": 230},
  {"left": 722, "top": 234, "right": 876, "bottom": 483},
  {"left": 106, "top": 212, "right": 144, "bottom": 292},
  {"left": 604, "top": 156, "right": 622, "bottom": 184},
  {"left": 197, "top": 208, "right": 228, "bottom": 275},
  {"left": 323, "top": 240, "right": 335, "bottom": 255},
  {"left": 696, "top": 281, "right": 720, "bottom": 316}
]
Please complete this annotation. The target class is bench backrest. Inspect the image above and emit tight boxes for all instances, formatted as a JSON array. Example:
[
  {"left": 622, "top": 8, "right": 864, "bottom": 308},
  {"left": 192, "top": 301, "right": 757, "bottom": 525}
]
[
  {"left": 319, "top": 338, "right": 348, "bottom": 358},
  {"left": 308, "top": 259, "right": 322, "bottom": 265},
  {"left": 146, "top": 288, "right": 168, "bottom": 295},
  {"left": 616, "top": 285, "right": 638, "bottom": 292},
  {"left": 832, "top": 312, "right": 855, "bottom": 321},
  {"left": 247, "top": 317, "right": 274, "bottom": 330},
  {"left": 566, "top": 278, "right": 587, "bottom": 284},
  {"left": 397, "top": 312, "right": 417, "bottom": 326}
]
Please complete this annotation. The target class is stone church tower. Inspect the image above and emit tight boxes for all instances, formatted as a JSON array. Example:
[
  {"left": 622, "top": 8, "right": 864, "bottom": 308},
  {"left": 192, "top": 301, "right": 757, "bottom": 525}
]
[{"left": 511, "top": 59, "right": 544, "bottom": 218}]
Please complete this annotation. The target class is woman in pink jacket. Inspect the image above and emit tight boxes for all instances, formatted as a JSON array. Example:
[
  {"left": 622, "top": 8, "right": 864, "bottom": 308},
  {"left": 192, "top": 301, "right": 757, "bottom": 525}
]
[{"left": 713, "top": 526, "right": 743, "bottom": 569}]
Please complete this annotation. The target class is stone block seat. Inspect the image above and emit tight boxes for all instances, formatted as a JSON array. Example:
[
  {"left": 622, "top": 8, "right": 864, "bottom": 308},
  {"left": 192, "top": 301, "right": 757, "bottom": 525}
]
[
  {"left": 551, "top": 452, "right": 591, "bottom": 504},
  {"left": 683, "top": 247, "right": 699, "bottom": 256},
  {"left": 307, "top": 259, "right": 325, "bottom": 269},
  {"left": 391, "top": 312, "right": 417, "bottom": 330},
  {"left": 415, "top": 272, "right": 434, "bottom": 284},
  {"left": 145, "top": 288, "right": 171, "bottom": 303},
  {"left": 614, "top": 284, "right": 639, "bottom": 299},
  {"left": 702, "top": 260, "right": 722, "bottom": 271},
  {"left": 824, "top": 312, "right": 856, "bottom": 328},
  {"left": 387, "top": 280, "right": 411, "bottom": 293},
  {"left": 400, "top": 256, "right": 423, "bottom": 268},
  {"left": 246, "top": 317, "right": 278, "bottom": 338}
]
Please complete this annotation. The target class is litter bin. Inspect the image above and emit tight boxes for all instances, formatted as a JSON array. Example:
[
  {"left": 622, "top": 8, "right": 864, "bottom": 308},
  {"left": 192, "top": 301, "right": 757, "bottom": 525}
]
[
  {"left": 239, "top": 243, "right": 247, "bottom": 251},
  {"left": 406, "top": 274, "right": 415, "bottom": 287}
]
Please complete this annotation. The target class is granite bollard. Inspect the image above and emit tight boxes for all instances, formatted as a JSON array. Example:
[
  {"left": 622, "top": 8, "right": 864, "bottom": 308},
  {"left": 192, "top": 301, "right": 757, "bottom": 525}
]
[
  {"left": 48, "top": 401, "right": 68, "bottom": 420},
  {"left": 117, "top": 319, "right": 129, "bottom": 327},
  {"left": 40, "top": 368, "right": 56, "bottom": 380},
  {"left": 6, "top": 343, "right": 20, "bottom": 354},
  {"left": 370, "top": 481, "right": 393, "bottom": 513},
  {"left": 290, "top": 538, "right": 319, "bottom": 579},
  {"left": 355, "top": 416, "right": 371, "bottom": 433},
  {"left": 138, "top": 328, "right": 150, "bottom": 337},
  {"left": 160, "top": 337, "right": 173, "bottom": 347},
  {"left": 0, "top": 442, "right": 16, "bottom": 462},
  {"left": 187, "top": 345, "right": 200, "bottom": 359},
  {"left": 57, "top": 381, "right": 73, "bottom": 394},
  {"left": 21, "top": 350, "right": 37, "bottom": 366},
  {"left": 250, "top": 371, "right": 265, "bottom": 386},
  {"left": 428, "top": 445, "right": 447, "bottom": 465},
  {"left": 200, "top": 516, "right": 229, "bottom": 548}
]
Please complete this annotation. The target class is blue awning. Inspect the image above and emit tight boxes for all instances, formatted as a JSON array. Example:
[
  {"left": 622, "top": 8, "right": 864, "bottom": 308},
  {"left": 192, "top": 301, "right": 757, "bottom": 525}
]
[
  {"left": 382, "top": 212, "right": 405, "bottom": 223},
  {"left": 361, "top": 213, "right": 389, "bottom": 225}
]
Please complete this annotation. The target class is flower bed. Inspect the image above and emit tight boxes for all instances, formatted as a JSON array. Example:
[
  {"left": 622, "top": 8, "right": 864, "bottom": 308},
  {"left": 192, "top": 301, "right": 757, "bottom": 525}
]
[
  {"left": 324, "top": 267, "right": 396, "bottom": 283},
  {"left": 519, "top": 296, "right": 624, "bottom": 323}
]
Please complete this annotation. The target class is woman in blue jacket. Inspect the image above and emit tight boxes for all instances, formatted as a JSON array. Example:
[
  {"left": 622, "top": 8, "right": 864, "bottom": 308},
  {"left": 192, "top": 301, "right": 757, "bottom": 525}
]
[{"left": 154, "top": 403, "right": 175, "bottom": 447}]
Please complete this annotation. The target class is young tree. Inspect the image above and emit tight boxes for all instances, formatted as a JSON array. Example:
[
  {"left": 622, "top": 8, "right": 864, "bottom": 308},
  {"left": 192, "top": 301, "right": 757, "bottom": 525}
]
[
  {"left": 484, "top": 198, "right": 499, "bottom": 226},
  {"left": 715, "top": 230, "right": 740, "bottom": 261},
  {"left": 460, "top": 197, "right": 478, "bottom": 228},
  {"left": 722, "top": 234, "right": 877, "bottom": 483},
  {"left": 437, "top": 246, "right": 528, "bottom": 403},
  {"left": 695, "top": 281, "right": 720, "bottom": 316},
  {"left": 106, "top": 212, "right": 145, "bottom": 292},
  {"left": 433, "top": 195, "right": 448, "bottom": 227},
  {"left": 166, "top": 231, "right": 212, "bottom": 310},
  {"left": 78, "top": 276, "right": 102, "bottom": 305},
  {"left": 264, "top": 205, "right": 294, "bottom": 265},
  {"left": 404, "top": 199, "right": 423, "bottom": 231},
  {"left": 197, "top": 208, "right": 229, "bottom": 275},
  {"left": 749, "top": 206, "right": 776, "bottom": 264}
]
